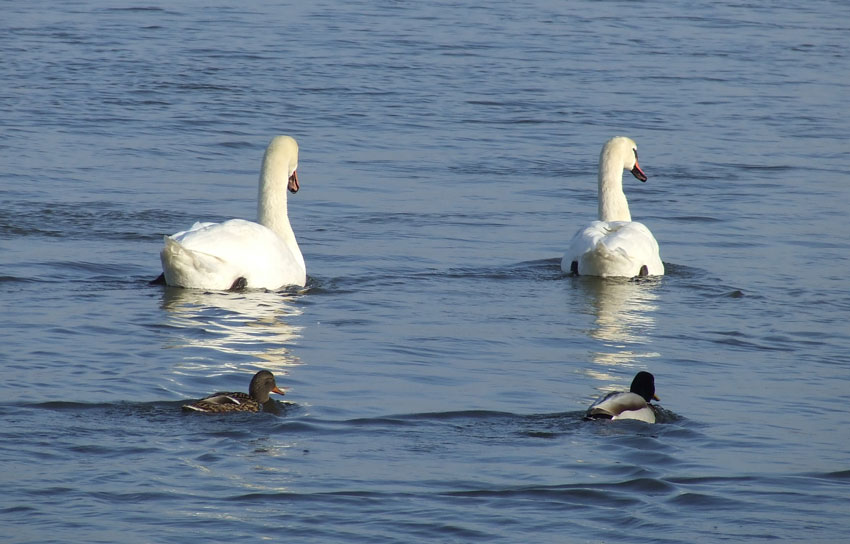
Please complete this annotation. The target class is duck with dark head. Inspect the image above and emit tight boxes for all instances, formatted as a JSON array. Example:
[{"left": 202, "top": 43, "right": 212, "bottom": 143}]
[{"left": 585, "top": 371, "right": 660, "bottom": 423}]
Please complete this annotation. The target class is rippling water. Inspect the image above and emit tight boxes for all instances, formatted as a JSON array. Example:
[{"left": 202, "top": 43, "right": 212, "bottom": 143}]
[{"left": 2, "top": 1, "right": 850, "bottom": 542}]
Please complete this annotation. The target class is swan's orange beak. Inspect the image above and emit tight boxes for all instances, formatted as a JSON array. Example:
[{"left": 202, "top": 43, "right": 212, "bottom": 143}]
[
  {"left": 652, "top": 393, "right": 660, "bottom": 401},
  {"left": 272, "top": 386, "right": 287, "bottom": 396},
  {"left": 288, "top": 171, "right": 300, "bottom": 193},
  {"left": 630, "top": 161, "right": 647, "bottom": 182}
]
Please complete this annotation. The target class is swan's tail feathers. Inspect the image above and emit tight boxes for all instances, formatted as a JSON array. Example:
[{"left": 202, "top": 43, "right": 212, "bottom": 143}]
[
  {"left": 229, "top": 277, "right": 248, "bottom": 291},
  {"left": 580, "top": 241, "right": 636, "bottom": 278},
  {"left": 563, "top": 221, "right": 664, "bottom": 278},
  {"left": 160, "top": 236, "right": 232, "bottom": 289}
]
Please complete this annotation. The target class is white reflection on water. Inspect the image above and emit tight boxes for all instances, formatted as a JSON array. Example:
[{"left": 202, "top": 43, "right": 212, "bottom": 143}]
[
  {"left": 159, "top": 287, "right": 304, "bottom": 377},
  {"left": 577, "top": 277, "right": 662, "bottom": 392}
]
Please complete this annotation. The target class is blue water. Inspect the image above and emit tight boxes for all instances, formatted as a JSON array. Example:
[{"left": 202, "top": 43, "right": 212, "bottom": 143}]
[{"left": 2, "top": 1, "right": 850, "bottom": 542}]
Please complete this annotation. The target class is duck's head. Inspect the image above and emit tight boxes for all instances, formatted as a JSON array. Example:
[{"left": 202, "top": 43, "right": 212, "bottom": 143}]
[
  {"left": 601, "top": 136, "right": 647, "bottom": 182},
  {"left": 249, "top": 370, "right": 287, "bottom": 403},
  {"left": 629, "top": 371, "right": 659, "bottom": 403}
]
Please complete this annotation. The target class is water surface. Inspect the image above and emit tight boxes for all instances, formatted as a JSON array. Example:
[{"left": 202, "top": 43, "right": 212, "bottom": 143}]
[{"left": 2, "top": 1, "right": 849, "bottom": 542}]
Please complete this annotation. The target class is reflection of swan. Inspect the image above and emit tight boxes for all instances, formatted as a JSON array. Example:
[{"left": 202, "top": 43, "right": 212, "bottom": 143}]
[
  {"left": 572, "top": 277, "right": 660, "bottom": 393},
  {"left": 583, "top": 277, "right": 659, "bottom": 345},
  {"left": 160, "top": 135, "right": 306, "bottom": 290},
  {"left": 562, "top": 137, "right": 664, "bottom": 278},
  {"left": 160, "top": 288, "right": 303, "bottom": 393}
]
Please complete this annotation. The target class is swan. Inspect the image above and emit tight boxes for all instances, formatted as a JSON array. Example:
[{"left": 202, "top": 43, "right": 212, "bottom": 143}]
[
  {"left": 585, "top": 371, "right": 660, "bottom": 423},
  {"left": 158, "top": 135, "right": 306, "bottom": 290},
  {"left": 562, "top": 136, "right": 664, "bottom": 278}
]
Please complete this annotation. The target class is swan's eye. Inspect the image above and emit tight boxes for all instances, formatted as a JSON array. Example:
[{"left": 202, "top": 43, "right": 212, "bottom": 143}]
[{"left": 633, "top": 149, "right": 639, "bottom": 160}]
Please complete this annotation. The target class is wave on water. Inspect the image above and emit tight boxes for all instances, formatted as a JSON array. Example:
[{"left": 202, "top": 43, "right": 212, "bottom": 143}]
[
  {"left": 310, "top": 258, "right": 748, "bottom": 299},
  {"left": 336, "top": 407, "right": 686, "bottom": 438},
  {"left": 19, "top": 400, "right": 685, "bottom": 428},
  {"left": 0, "top": 200, "right": 177, "bottom": 242},
  {"left": 444, "top": 477, "right": 675, "bottom": 502},
  {"left": 309, "top": 258, "right": 565, "bottom": 293}
]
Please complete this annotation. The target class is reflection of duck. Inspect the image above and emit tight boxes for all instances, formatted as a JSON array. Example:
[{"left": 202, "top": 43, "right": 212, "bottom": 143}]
[
  {"left": 585, "top": 371, "right": 659, "bottom": 423},
  {"left": 182, "top": 370, "right": 286, "bottom": 413}
]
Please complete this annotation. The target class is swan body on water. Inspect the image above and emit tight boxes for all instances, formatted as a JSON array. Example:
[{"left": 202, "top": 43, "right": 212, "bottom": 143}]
[
  {"left": 159, "top": 135, "right": 306, "bottom": 290},
  {"left": 562, "top": 137, "right": 664, "bottom": 278}
]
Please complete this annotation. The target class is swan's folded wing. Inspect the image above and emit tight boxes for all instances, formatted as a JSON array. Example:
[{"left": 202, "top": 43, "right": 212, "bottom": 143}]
[
  {"left": 601, "top": 222, "right": 660, "bottom": 257},
  {"left": 161, "top": 236, "right": 240, "bottom": 290},
  {"left": 170, "top": 219, "right": 273, "bottom": 258},
  {"left": 562, "top": 221, "right": 607, "bottom": 270},
  {"left": 162, "top": 219, "right": 304, "bottom": 289},
  {"left": 563, "top": 220, "right": 663, "bottom": 277}
]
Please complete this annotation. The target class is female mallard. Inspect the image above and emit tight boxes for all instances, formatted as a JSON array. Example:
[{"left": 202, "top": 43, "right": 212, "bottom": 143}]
[
  {"left": 182, "top": 370, "right": 286, "bottom": 413},
  {"left": 586, "top": 371, "right": 660, "bottom": 423}
]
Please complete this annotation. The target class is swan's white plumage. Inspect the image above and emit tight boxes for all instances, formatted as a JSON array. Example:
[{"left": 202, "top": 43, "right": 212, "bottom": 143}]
[
  {"left": 565, "top": 220, "right": 663, "bottom": 277},
  {"left": 160, "top": 135, "right": 306, "bottom": 290},
  {"left": 562, "top": 136, "right": 664, "bottom": 278}
]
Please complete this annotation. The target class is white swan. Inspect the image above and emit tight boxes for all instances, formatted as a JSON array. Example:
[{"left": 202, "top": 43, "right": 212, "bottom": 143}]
[
  {"left": 159, "top": 135, "right": 306, "bottom": 290},
  {"left": 562, "top": 136, "right": 664, "bottom": 278}
]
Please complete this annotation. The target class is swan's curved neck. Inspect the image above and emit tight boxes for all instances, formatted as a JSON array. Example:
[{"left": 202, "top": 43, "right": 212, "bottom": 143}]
[
  {"left": 258, "top": 170, "right": 291, "bottom": 235},
  {"left": 257, "top": 170, "right": 302, "bottom": 267},
  {"left": 598, "top": 158, "right": 631, "bottom": 222}
]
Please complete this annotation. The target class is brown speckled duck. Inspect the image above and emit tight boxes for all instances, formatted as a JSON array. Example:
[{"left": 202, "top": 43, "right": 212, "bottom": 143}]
[{"left": 182, "top": 370, "right": 286, "bottom": 413}]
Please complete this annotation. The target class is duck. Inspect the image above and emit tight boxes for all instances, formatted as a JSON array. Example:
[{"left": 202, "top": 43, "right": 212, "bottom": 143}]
[
  {"left": 562, "top": 136, "right": 664, "bottom": 278},
  {"left": 182, "top": 370, "right": 286, "bottom": 413},
  {"left": 157, "top": 135, "right": 306, "bottom": 290},
  {"left": 585, "top": 371, "right": 660, "bottom": 423}
]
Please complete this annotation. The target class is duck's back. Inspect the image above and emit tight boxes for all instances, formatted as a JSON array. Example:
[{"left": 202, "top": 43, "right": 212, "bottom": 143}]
[
  {"left": 182, "top": 391, "right": 260, "bottom": 413},
  {"left": 587, "top": 391, "right": 656, "bottom": 423}
]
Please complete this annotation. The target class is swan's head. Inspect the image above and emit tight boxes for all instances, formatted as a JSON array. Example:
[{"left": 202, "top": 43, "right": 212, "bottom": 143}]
[
  {"left": 262, "top": 135, "right": 300, "bottom": 193},
  {"left": 601, "top": 136, "right": 647, "bottom": 182}
]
